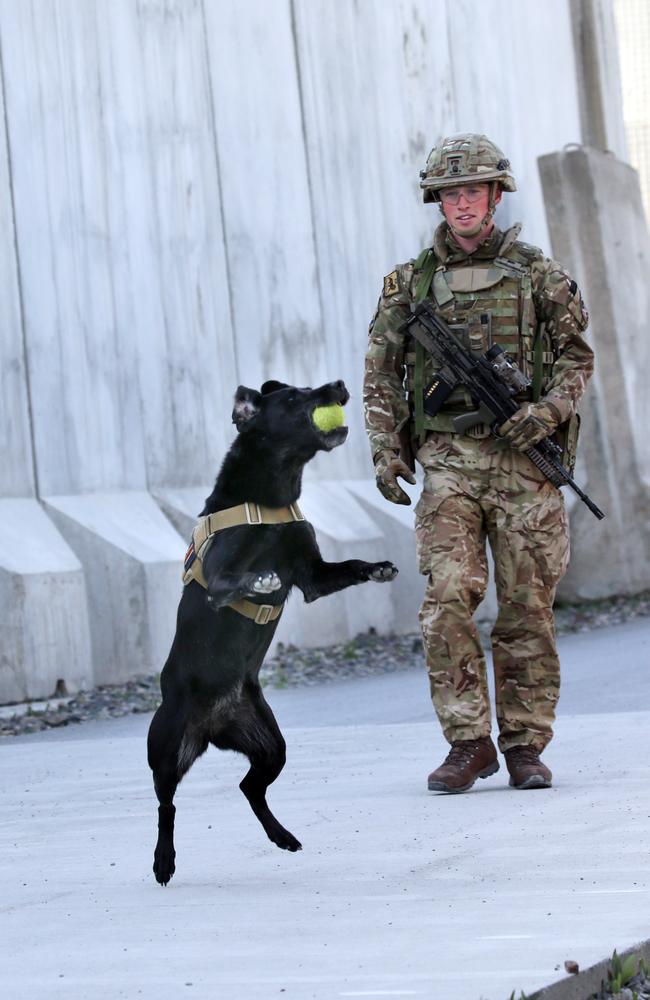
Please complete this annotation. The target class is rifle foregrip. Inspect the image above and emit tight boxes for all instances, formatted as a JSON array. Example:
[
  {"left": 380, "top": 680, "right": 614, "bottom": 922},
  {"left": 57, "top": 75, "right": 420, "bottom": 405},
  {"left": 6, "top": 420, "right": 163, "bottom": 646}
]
[
  {"left": 527, "top": 445, "right": 606, "bottom": 519},
  {"left": 525, "top": 446, "right": 566, "bottom": 488}
]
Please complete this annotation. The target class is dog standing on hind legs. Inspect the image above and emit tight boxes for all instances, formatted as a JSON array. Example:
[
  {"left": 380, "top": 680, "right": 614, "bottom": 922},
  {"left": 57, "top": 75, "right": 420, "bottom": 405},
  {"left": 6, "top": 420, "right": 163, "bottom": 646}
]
[{"left": 147, "top": 378, "right": 398, "bottom": 885}]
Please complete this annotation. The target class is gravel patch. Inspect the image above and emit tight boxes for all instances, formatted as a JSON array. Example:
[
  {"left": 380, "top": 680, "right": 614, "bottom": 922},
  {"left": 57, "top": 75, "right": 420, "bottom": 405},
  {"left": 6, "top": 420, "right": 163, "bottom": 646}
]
[
  {"left": 588, "top": 958, "right": 650, "bottom": 999},
  {"left": 2, "top": 590, "right": 649, "bottom": 739},
  {"left": 591, "top": 978, "right": 650, "bottom": 1000}
]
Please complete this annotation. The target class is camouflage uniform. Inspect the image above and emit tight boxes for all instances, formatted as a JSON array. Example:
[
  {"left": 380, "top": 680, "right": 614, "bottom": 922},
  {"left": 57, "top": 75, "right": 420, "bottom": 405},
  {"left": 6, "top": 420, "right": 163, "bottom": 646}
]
[{"left": 364, "top": 220, "right": 593, "bottom": 753}]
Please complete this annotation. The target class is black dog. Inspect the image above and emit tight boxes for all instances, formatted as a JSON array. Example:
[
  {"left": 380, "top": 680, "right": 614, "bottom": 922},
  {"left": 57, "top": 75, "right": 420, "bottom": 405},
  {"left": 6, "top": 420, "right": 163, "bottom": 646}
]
[{"left": 147, "top": 379, "right": 398, "bottom": 885}]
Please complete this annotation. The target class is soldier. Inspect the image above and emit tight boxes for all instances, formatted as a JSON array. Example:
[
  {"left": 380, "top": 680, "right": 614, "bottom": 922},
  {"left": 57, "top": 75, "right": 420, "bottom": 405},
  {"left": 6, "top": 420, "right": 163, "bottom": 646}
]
[{"left": 363, "top": 133, "right": 593, "bottom": 793}]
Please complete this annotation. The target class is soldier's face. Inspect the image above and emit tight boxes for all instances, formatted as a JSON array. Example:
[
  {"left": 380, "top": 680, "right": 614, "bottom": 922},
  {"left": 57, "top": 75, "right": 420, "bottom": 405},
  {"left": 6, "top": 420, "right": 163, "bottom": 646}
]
[{"left": 440, "top": 183, "right": 500, "bottom": 233}]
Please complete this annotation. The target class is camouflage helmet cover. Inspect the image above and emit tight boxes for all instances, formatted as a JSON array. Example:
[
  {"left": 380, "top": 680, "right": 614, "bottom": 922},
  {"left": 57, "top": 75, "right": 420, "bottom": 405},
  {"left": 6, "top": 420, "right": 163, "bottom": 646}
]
[{"left": 420, "top": 133, "right": 517, "bottom": 203}]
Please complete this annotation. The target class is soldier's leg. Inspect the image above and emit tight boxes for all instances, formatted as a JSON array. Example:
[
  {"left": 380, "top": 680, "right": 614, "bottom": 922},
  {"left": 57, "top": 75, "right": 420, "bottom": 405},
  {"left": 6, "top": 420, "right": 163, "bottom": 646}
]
[
  {"left": 487, "top": 457, "right": 570, "bottom": 754},
  {"left": 416, "top": 487, "right": 492, "bottom": 744}
]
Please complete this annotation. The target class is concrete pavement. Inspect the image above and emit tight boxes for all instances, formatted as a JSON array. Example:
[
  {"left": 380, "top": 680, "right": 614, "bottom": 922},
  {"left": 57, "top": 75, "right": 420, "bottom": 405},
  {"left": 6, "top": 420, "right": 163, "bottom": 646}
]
[{"left": 1, "top": 619, "right": 649, "bottom": 1000}]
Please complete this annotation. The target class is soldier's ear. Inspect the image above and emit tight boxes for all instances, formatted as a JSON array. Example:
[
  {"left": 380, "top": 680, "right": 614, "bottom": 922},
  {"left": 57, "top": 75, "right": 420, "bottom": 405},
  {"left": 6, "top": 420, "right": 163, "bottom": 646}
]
[
  {"left": 261, "top": 380, "right": 289, "bottom": 395},
  {"left": 232, "top": 386, "right": 262, "bottom": 430}
]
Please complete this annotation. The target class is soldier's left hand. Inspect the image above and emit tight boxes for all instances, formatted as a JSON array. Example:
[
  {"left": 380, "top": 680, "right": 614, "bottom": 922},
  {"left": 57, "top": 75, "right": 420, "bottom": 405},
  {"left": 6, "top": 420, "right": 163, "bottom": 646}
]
[{"left": 498, "top": 400, "right": 563, "bottom": 451}]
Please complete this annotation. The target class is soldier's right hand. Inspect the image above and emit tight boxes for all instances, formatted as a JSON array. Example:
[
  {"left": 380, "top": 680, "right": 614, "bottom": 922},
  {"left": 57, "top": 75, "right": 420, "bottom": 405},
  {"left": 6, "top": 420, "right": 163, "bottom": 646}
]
[{"left": 374, "top": 450, "right": 416, "bottom": 505}]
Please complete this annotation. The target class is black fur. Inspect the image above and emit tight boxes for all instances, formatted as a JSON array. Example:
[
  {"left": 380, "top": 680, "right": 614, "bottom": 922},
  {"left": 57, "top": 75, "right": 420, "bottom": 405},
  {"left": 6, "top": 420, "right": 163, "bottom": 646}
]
[{"left": 147, "top": 379, "right": 398, "bottom": 885}]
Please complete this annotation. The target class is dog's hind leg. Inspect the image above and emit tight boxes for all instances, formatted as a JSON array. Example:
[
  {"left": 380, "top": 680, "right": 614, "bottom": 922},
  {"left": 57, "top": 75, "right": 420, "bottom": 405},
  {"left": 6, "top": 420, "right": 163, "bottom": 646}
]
[
  {"left": 213, "top": 689, "right": 302, "bottom": 853},
  {"left": 147, "top": 705, "right": 207, "bottom": 885}
]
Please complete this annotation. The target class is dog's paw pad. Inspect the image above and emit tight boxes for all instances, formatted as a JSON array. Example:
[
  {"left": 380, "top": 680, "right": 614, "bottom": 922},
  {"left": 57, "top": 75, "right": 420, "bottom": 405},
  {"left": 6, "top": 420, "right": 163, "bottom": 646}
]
[
  {"left": 252, "top": 571, "right": 282, "bottom": 594},
  {"left": 369, "top": 562, "right": 398, "bottom": 582}
]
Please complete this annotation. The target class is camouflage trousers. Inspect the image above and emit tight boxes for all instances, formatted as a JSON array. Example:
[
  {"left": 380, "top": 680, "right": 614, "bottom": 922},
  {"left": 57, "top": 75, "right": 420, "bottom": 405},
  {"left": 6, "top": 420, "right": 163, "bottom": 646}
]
[{"left": 414, "top": 432, "right": 570, "bottom": 753}]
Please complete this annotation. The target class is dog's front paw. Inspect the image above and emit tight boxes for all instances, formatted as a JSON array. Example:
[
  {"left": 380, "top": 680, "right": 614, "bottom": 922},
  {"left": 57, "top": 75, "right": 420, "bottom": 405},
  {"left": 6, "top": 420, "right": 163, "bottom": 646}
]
[
  {"left": 368, "top": 561, "right": 398, "bottom": 583},
  {"left": 250, "top": 571, "right": 282, "bottom": 595}
]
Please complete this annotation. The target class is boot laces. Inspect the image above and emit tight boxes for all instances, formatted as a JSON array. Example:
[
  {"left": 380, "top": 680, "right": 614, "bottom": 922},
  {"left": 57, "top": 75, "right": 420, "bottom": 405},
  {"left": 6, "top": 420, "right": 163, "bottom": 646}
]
[
  {"left": 445, "top": 740, "right": 487, "bottom": 767},
  {"left": 507, "top": 745, "right": 540, "bottom": 764}
]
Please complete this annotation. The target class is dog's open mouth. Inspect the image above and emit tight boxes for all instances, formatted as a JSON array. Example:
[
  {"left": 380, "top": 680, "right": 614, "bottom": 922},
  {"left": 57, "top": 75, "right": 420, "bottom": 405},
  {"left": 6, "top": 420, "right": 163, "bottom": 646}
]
[{"left": 310, "top": 403, "right": 348, "bottom": 447}]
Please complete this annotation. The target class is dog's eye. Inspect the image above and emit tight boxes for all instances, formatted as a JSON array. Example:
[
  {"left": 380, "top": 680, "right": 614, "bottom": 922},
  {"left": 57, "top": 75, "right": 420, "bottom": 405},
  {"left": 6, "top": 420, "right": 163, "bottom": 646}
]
[{"left": 287, "top": 392, "right": 297, "bottom": 404}]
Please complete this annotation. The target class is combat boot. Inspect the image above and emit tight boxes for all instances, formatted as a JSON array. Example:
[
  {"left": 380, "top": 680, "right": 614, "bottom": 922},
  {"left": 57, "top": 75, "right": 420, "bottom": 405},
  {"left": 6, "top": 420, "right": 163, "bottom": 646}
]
[
  {"left": 504, "top": 746, "right": 552, "bottom": 789},
  {"left": 427, "top": 736, "right": 499, "bottom": 793}
]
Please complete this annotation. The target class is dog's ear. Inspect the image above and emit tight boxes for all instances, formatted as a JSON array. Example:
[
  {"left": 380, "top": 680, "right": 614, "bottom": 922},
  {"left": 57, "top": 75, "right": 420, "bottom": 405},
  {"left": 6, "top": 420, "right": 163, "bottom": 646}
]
[
  {"left": 232, "top": 386, "right": 262, "bottom": 430},
  {"left": 261, "top": 380, "right": 289, "bottom": 395}
]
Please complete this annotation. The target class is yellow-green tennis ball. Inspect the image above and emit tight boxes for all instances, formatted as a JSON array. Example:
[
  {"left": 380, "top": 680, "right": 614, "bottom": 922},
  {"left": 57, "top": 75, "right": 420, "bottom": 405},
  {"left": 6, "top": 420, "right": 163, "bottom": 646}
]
[{"left": 312, "top": 404, "right": 345, "bottom": 432}]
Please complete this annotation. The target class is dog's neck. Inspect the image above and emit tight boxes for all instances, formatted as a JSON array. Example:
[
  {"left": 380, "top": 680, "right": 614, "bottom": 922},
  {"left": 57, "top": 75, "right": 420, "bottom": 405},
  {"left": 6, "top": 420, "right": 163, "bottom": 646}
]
[{"left": 201, "top": 436, "right": 309, "bottom": 514}]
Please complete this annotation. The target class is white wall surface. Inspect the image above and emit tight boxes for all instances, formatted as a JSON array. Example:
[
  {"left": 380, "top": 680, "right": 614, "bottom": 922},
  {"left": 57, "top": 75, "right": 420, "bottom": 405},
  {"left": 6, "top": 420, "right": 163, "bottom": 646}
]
[
  {"left": 0, "top": 49, "right": 33, "bottom": 498},
  {"left": 0, "top": 0, "right": 590, "bottom": 493}
]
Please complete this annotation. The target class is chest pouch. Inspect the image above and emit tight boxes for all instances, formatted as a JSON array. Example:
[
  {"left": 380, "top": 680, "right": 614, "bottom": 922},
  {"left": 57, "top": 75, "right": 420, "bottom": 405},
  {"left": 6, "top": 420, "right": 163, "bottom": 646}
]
[{"left": 411, "top": 262, "right": 532, "bottom": 439}]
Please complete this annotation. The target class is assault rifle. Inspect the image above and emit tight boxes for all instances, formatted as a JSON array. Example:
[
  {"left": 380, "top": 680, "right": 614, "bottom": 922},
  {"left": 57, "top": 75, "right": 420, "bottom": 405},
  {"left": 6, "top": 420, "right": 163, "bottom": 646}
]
[{"left": 401, "top": 302, "right": 605, "bottom": 520}]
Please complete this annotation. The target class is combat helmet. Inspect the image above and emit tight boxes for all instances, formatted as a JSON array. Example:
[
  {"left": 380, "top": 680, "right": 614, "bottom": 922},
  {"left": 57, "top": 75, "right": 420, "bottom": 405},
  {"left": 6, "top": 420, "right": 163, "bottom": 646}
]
[{"left": 420, "top": 133, "right": 516, "bottom": 204}]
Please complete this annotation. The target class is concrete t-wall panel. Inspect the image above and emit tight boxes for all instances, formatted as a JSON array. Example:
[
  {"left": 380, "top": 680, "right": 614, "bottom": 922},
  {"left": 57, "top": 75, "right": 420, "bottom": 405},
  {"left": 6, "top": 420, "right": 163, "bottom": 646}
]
[
  {"left": 0, "top": 499, "right": 92, "bottom": 702},
  {"left": 292, "top": 0, "right": 455, "bottom": 478},
  {"left": 154, "top": 486, "right": 208, "bottom": 543},
  {"left": 203, "top": 0, "right": 326, "bottom": 395},
  {"left": 0, "top": 0, "right": 240, "bottom": 495},
  {"left": 43, "top": 492, "right": 186, "bottom": 683},
  {"left": 445, "top": 0, "right": 584, "bottom": 251},
  {"left": 0, "top": 0, "right": 148, "bottom": 495},
  {"left": 122, "top": 0, "right": 239, "bottom": 487},
  {"left": 539, "top": 146, "right": 650, "bottom": 597},
  {"left": 0, "top": 24, "right": 35, "bottom": 498},
  {"left": 570, "top": 0, "right": 629, "bottom": 159}
]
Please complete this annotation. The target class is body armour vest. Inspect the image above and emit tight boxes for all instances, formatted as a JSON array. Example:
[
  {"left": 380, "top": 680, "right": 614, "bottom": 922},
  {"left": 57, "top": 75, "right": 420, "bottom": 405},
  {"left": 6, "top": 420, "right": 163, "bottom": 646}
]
[{"left": 405, "top": 227, "right": 555, "bottom": 437}]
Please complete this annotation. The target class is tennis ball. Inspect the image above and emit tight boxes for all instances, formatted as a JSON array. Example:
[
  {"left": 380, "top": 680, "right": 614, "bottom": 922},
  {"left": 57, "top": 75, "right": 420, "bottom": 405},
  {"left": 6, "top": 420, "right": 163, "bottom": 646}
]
[{"left": 311, "top": 403, "right": 345, "bottom": 432}]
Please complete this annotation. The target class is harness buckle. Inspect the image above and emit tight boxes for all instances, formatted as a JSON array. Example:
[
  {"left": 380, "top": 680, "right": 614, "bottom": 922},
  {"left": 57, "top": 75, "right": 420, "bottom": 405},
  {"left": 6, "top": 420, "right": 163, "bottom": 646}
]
[
  {"left": 254, "top": 604, "right": 274, "bottom": 625},
  {"left": 244, "top": 501, "right": 262, "bottom": 524}
]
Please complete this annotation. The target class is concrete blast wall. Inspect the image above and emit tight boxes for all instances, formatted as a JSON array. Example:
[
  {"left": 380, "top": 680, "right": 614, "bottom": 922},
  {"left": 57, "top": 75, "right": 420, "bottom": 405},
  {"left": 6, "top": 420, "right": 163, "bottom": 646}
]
[
  {"left": 539, "top": 146, "right": 650, "bottom": 598},
  {"left": 0, "top": 0, "right": 624, "bottom": 702}
]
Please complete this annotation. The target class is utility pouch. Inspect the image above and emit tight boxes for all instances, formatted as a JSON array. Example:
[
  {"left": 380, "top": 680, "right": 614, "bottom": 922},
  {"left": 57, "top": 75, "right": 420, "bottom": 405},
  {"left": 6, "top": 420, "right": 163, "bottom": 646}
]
[{"left": 554, "top": 412, "right": 581, "bottom": 476}]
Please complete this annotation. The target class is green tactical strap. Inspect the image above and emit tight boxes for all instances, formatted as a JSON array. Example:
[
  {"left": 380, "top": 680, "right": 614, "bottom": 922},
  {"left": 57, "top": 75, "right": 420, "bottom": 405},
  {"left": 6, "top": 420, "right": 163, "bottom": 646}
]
[
  {"left": 413, "top": 249, "right": 436, "bottom": 439},
  {"left": 414, "top": 249, "right": 437, "bottom": 303},
  {"left": 532, "top": 326, "right": 544, "bottom": 402},
  {"left": 413, "top": 340, "right": 426, "bottom": 438}
]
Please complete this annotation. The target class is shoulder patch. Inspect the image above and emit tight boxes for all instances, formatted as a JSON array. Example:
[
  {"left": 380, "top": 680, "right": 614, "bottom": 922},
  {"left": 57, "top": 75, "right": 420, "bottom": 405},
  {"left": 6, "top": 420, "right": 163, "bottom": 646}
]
[{"left": 383, "top": 270, "right": 400, "bottom": 297}]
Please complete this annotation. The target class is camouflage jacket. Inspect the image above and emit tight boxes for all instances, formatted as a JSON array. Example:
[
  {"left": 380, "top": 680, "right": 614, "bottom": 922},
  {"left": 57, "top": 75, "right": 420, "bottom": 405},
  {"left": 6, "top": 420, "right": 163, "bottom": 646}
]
[{"left": 363, "top": 222, "right": 594, "bottom": 458}]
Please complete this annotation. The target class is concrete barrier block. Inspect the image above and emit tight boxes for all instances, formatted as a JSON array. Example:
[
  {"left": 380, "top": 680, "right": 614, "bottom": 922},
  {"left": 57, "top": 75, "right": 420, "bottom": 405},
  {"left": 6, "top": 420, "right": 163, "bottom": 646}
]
[
  {"left": 0, "top": 499, "right": 92, "bottom": 703},
  {"left": 539, "top": 145, "right": 650, "bottom": 598},
  {"left": 153, "top": 487, "right": 208, "bottom": 543},
  {"left": 43, "top": 492, "right": 186, "bottom": 684}
]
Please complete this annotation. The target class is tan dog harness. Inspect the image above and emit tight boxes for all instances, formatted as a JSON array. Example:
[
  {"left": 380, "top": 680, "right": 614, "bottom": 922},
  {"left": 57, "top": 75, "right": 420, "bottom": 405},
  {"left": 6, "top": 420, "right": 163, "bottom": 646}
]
[{"left": 182, "top": 501, "right": 305, "bottom": 624}]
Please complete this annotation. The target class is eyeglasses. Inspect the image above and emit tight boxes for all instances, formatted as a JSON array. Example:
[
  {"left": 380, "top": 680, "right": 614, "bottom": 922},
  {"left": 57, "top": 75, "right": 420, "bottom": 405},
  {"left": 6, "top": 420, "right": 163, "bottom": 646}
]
[{"left": 439, "top": 185, "right": 487, "bottom": 206}]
